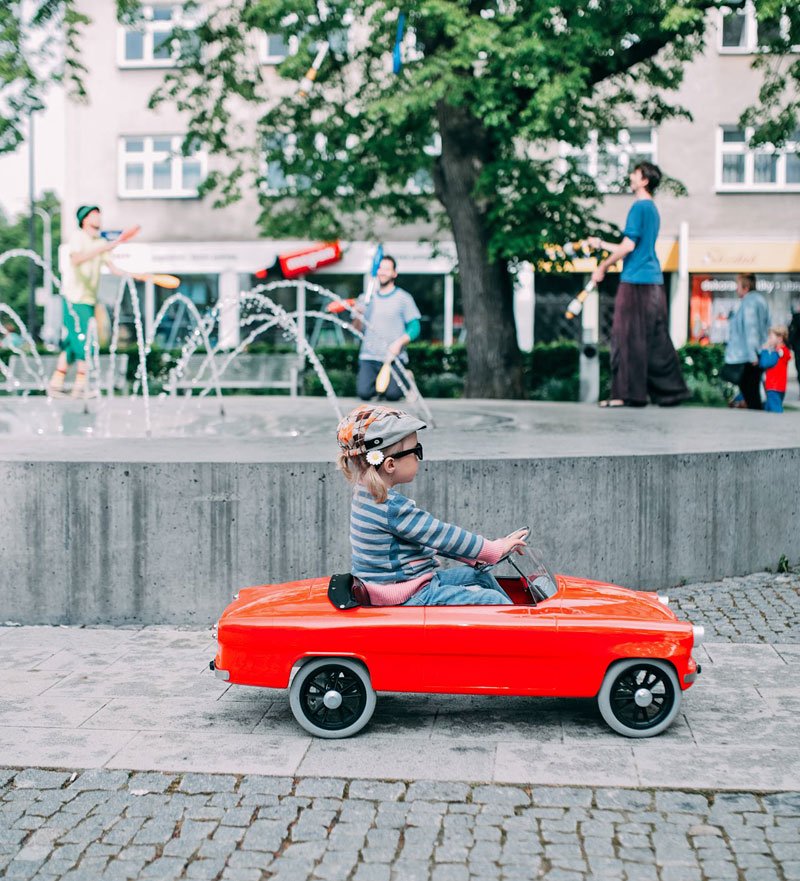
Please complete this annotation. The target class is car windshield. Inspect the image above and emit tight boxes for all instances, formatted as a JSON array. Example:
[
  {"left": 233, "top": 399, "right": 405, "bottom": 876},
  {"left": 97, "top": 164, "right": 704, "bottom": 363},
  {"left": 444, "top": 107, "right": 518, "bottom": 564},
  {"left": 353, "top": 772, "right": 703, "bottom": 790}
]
[{"left": 494, "top": 547, "right": 559, "bottom": 602}]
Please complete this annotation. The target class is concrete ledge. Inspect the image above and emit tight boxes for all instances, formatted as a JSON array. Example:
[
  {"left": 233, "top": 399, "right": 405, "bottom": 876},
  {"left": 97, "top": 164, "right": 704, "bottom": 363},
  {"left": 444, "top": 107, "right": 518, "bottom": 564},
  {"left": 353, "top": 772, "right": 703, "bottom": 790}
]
[{"left": 2, "top": 435, "right": 799, "bottom": 624}]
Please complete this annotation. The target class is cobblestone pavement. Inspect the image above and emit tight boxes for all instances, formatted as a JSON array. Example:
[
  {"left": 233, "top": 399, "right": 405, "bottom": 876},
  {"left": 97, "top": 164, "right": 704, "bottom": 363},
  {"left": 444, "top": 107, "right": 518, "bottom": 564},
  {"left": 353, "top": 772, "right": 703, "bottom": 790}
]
[
  {"left": 669, "top": 569, "right": 800, "bottom": 643},
  {"left": 2, "top": 768, "right": 799, "bottom": 881}
]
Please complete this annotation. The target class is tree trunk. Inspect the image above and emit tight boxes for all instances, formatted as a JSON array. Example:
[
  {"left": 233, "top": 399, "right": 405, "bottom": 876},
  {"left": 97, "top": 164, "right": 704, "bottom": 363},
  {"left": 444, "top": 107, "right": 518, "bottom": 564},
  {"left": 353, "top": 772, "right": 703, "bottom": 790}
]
[{"left": 433, "top": 101, "right": 524, "bottom": 399}]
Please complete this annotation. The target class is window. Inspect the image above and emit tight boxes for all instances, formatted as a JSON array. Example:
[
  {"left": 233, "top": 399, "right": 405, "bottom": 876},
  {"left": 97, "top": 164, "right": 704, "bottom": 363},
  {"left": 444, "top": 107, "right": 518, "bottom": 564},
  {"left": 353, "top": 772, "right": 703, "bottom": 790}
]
[
  {"left": 717, "top": 126, "right": 800, "bottom": 191},
  {"left": 118, "top": 4, "right": 183, "bottom": 67},
  {"left": 259, "top": 33, "right": 296, "bottom": 64},
  {"left": 406, "top": 134, "right": 441, "bottom": 194},
  {"left": 258, "top": 16, "right": 351, "bottom": 65},
  {"left": 261, "top": 134, "right": 312, "bottom": 193},
  {"left": 718, "top": 2, "right": 793, "bottom": 53},
  {"left": 118, "top": 136, "right": 207, "bottom": 198},
  {"left": 566, "top": 128, "right": 657, "bottom": 192}
]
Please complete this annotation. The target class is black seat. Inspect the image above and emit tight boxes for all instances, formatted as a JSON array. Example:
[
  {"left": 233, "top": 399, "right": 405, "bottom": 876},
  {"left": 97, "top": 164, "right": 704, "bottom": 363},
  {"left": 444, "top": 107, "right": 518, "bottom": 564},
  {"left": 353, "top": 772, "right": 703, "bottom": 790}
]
[{"left": 328, "top": 574, "right": 372, "bottom": 610}]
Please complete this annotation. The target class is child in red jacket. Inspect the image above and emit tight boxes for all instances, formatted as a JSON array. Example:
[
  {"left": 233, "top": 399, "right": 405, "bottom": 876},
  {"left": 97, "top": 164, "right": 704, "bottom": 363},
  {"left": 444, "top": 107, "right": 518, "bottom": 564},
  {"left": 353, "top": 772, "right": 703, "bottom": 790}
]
[{"left": 759, "top": 326, "right": 792, "bottom": 413}]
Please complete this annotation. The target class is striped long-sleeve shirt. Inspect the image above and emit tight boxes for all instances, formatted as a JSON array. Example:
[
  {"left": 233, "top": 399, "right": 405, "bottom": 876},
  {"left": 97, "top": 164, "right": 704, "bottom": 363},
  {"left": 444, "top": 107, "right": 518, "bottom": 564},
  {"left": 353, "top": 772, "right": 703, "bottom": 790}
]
[{"left": 350, "top": 486, "right": 505, "bottom": 605}]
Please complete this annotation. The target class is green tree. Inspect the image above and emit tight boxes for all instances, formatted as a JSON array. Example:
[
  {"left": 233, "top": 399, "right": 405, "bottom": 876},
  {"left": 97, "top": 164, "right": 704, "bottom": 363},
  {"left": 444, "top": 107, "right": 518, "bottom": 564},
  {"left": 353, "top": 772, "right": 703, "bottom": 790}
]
[
  {"left": 153, "top": 0, "right": 749, "bottom": 396},
  {"left": 5, "top": 2, "right": 797, "bottom": 394},
  {"left": 0, "top": 191, "right": 61, "bottom": 323}
]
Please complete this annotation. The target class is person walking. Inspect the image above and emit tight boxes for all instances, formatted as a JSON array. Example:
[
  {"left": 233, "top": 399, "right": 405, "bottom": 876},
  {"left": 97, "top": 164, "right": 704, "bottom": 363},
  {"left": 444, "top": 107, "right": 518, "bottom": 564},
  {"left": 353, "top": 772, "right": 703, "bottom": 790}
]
[
  {"left": 586, "top": 161, "right": 690, "bottom": 408},
  {"left": 353, "top": 255, "right": 421, "bottom": 402},
  {"left": 46, "top": 205, "right": 129, "bottom": 398},
  {"left": 723, "top": 273, "right": 770, "bottom": 410}
]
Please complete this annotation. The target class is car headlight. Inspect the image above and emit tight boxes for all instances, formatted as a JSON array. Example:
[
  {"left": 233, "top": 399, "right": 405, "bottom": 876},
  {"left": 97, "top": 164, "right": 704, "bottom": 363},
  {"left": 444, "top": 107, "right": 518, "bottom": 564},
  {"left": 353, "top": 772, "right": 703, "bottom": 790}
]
[
  {"left": 657, "top": 594, "right": 670, "bottom": 606},
  {"left": 692, "top": 624, "right": 704, "bottom": 647},
  {"left": 212, "top": 621, "right": 219, "bottom": 641}
]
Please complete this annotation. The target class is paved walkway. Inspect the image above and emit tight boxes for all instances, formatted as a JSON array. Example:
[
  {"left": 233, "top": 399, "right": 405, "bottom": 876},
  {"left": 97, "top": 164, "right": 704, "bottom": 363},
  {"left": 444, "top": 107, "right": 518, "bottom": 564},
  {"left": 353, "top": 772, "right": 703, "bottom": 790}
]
[
  {"left": 2, "top": 570, "right": 799, "bottom": 879},
  {"left": 2, "top": 770, "right": 798, "bottom": 881},
  {"left": 1, "top": 570, "right": 799, "bottom": 792}
]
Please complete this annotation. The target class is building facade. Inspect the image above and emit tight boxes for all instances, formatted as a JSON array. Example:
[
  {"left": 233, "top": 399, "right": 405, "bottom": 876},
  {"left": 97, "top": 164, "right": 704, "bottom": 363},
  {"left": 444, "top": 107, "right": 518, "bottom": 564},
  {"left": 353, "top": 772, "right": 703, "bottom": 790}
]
[{"left": 63, "top": 1, "right": 799, "bottom": 352}]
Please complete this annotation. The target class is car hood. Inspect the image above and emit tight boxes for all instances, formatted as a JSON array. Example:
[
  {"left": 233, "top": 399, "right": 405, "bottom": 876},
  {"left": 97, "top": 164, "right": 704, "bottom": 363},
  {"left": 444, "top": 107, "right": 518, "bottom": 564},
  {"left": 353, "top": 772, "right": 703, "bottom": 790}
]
[{"left": 555, "top": 575, "right": 676, "bottom": 621}]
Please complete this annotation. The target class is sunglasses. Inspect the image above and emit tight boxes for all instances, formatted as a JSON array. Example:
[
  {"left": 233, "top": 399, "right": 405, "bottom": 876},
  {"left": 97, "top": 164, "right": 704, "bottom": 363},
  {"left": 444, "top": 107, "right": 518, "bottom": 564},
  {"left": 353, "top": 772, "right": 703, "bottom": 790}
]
[{"left": 389, "top": 443, "right": 423, "bottom": 462}]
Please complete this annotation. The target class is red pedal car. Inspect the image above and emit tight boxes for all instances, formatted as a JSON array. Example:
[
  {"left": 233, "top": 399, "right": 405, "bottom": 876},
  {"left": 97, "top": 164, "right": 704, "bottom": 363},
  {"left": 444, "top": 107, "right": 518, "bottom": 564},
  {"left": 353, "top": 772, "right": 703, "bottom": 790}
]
[{"left": 212, "top": 549, "right": 702, "bottom": 739}]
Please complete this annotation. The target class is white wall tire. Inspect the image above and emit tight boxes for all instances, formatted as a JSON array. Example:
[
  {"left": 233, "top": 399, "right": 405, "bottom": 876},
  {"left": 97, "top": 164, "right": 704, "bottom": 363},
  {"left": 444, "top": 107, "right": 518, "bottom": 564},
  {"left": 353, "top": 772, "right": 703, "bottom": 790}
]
[
  {"left": 597, "top": 659, "right": 682, "bottom": 738},
  {"left": 289, "top": 658, "right": 376, "bottom": 739}
]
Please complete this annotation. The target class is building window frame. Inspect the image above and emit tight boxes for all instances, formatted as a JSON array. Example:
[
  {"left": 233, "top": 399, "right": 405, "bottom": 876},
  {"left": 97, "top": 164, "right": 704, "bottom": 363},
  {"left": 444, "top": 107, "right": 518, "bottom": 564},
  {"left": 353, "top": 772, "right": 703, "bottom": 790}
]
[
  {"left": 561, "top": 127, "right": 658, "bottom": 192},
  {"left": 258, "top": 33, "right": 300, "bottom": 64},
  {"left": 117, "top": 4, "right": 185, "bottom": 69},
  {"left": 118, "top": 135, "right": 207, "bottom": 199},
  {"left": 716, "top": 125, "right": 800, "bottom": 192},
  {"left": 717, "top": 1, "right": 796, "bottom": 54}
]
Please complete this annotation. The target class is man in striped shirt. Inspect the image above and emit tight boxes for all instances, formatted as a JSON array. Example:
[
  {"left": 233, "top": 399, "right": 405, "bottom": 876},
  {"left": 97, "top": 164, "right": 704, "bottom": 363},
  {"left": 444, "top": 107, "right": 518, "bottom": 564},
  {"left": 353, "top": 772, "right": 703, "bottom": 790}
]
[{"left": 337, "top": 405, "right": 529, "bottom": 606}]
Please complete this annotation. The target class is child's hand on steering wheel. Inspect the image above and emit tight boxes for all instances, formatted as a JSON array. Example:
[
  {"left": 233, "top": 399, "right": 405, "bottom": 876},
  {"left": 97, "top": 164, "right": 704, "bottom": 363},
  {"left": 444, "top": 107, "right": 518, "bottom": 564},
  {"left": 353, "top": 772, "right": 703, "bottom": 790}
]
[{"left": 496, "top": 528, "right": 529, "bottom": 559}]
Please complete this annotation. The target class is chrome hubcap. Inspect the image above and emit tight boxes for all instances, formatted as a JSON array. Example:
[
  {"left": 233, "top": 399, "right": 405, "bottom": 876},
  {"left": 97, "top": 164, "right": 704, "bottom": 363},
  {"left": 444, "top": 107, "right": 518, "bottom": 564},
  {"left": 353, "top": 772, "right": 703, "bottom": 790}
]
[
  {"left": 323, "top": 690, "right": 343, "bottom": 710},
  {"left": 634, "top": 687, "right": 654, "bottom": 708}
]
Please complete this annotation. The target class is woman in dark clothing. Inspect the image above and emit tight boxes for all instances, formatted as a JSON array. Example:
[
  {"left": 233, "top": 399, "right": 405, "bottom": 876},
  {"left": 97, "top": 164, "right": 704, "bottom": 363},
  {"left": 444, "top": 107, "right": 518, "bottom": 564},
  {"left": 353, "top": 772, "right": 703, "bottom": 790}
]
[{"left": 587, "top": 162, "right": 690, "bottom": 408}]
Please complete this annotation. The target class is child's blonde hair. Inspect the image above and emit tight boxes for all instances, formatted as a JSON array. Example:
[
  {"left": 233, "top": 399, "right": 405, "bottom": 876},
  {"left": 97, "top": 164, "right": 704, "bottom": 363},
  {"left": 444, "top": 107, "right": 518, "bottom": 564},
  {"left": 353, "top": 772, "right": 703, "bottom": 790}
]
[
  {"left": 770, "top": 325, "right": 789, "bottom": 344},
  {"left": 336, "top": 439, "right": 406, "bottom": 504}
]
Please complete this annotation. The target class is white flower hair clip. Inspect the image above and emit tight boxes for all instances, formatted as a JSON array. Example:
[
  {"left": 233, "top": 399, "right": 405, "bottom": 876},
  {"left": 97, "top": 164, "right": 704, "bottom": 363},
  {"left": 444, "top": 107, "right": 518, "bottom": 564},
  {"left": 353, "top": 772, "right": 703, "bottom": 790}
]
[{"left": 365, "top": 449, "right": 385, "bottom": 466}]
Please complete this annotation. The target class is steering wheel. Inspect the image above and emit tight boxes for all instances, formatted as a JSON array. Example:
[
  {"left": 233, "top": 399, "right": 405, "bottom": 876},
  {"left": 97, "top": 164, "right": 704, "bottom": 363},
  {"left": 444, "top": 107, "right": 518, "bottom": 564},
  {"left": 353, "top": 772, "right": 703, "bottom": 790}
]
[{"left": 476, "top": 528, "right": 539, "bottom": 602}]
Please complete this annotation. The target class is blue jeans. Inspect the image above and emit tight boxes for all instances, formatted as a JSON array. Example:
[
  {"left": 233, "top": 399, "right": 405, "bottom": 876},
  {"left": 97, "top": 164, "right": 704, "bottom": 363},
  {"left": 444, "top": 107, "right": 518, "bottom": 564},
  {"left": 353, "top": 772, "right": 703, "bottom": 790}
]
[
  {"left": 764, "top": 390, "right": 784, "bottom": 413},
  {"left": 403, "top": 566, "right": 513, "bottom": 606}
]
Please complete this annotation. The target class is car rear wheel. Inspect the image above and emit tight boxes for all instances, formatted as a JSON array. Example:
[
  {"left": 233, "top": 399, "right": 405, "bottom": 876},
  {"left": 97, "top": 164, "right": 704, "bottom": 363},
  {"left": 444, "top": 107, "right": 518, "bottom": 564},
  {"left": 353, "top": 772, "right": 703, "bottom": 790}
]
[
  {"left": 597, "top": 659, "right": 681, "bottom": 738},
  {"left": 289, "top": 658, "right": 376, "bottom": 738}
]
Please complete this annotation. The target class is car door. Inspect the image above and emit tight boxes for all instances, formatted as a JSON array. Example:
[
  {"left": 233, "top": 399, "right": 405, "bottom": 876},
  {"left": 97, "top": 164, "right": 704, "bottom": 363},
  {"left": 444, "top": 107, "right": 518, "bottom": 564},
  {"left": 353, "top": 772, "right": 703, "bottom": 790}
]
[{"left": 421, "top": 603, "right": 559, "bottom": 695}]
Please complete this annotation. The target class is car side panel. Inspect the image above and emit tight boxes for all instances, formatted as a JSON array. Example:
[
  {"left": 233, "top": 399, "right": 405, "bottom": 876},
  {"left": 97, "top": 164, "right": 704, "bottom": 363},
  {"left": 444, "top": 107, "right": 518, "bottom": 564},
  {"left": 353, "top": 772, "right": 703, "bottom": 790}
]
[
  {"left": 217, "top": 605, "right": 426, "bottom": 690},
  {"left": 553, "top": 615, "right": 695, "bottom": 696},
  {"left": 420, "top": 605, "right": 560, "bottom": 695}
]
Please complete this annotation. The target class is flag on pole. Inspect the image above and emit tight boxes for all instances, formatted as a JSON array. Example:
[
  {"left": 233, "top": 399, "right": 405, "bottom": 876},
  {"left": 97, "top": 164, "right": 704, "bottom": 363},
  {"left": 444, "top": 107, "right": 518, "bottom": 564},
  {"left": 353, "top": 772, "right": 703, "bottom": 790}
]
[
  {"left": 365, "top": 243, "right": 384, "bottom": 304},
  {"left": 393, "top": 13, "right": 405, "bottom": 74}
]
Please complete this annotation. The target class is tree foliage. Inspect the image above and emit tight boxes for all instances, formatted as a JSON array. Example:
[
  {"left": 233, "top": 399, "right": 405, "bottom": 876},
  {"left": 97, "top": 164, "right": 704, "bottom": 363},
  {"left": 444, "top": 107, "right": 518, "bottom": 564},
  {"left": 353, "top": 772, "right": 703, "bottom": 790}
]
[{"left": 0, "top": 191, "right": 61, "bottom": 320}]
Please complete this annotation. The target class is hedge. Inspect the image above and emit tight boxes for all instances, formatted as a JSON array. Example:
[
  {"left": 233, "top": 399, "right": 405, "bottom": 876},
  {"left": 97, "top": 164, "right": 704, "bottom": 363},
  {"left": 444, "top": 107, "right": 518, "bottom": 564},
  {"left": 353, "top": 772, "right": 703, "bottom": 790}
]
[{"left": 1, "top": 340, "right": 732, "bottom": 405}]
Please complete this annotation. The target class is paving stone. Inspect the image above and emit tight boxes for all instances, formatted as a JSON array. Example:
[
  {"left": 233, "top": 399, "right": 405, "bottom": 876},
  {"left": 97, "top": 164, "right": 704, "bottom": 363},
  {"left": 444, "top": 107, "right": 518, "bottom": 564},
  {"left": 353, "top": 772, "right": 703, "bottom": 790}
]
[
  {"left": 655, "top": 792, "right": 710, "bottom": 814},
  {"left": 126, "top": 772, "right": 176, "bottom": 794},
  {"left": 406, "top": 782, "right": 471, "bottom": 802},
  {"left": 594, "top": 789, "right": 653, "bottom": 810},
  {"left": 237, "top": 775, "right": 293, "bottom": 796},
  {"left": 348, "top": 780, "right": 407, "bottom": 802},
  {"left": 179, "top": 773, "right": 237, "bottom": 794},
  {"left": 292, "top": 778, "right": 346, "bottom": 798},
  {"left": 472, "top": 785, "right": 530, "bottom": 807},
  {"left": 13, "top": 772, "right": 71, "bottom": 791},
  {"left": 67, "top": 770, "right": 129, "bottom": 791},
  {"left": 532, "top": 787, "right": 593, "bottom": 808}
]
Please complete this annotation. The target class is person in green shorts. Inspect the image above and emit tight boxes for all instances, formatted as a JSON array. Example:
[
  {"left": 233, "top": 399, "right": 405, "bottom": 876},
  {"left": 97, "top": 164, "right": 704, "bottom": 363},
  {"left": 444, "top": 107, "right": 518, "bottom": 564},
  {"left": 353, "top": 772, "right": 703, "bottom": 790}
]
[{"left": 47, "top": 205, "right": 129, "bottom": 398}]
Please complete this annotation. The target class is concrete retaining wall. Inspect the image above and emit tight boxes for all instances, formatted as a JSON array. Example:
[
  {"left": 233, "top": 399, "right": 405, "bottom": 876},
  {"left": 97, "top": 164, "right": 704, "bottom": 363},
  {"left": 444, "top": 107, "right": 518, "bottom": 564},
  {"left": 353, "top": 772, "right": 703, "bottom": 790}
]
[{"left": 1, "top": 449, "right": 799, "bottom": 624}]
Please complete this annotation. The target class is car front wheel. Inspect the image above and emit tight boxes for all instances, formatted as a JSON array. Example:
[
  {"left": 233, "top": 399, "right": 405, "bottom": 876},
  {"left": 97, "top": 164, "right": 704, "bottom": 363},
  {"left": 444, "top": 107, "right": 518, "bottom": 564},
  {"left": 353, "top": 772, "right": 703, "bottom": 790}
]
[
  {"left": 289, "top": 658, "right": 376, "bottom": 738},
  {"left": 597, "top": 659, "right": 681, "bottom": 738}
]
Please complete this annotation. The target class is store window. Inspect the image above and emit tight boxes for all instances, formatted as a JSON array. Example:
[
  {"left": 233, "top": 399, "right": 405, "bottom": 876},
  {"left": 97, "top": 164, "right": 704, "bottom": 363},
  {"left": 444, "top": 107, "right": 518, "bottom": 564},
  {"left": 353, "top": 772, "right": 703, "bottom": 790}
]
[
  {"left": 565, "top": 128, "right": 657, "bottom": 192},
  {"left": 717, "top": 126, "right": 800, "bottom": 191},
  {"left": 118, "top": 4, "right": 180, "bottom": 67},
  {"left": 118, "top": 135, "right": 207, "bottom": 198},
  {"left": 689, "top": 274, "right": 800, "bottom": 344}
]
